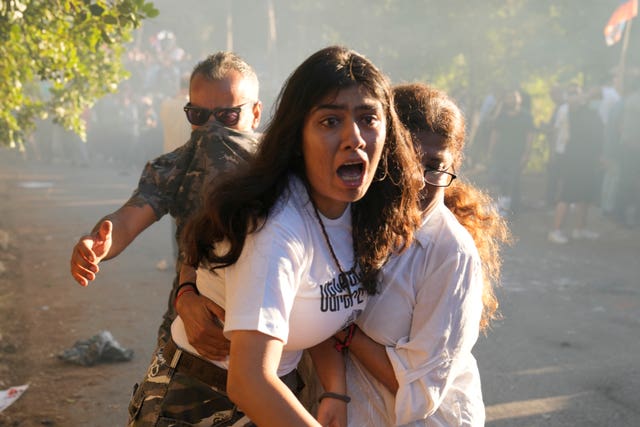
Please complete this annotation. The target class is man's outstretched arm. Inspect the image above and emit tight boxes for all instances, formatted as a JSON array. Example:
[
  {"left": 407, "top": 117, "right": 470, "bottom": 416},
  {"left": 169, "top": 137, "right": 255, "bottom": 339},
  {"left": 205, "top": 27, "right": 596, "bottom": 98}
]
[{"left": 70, "top": 202, "right": 157, "bottom": 286}]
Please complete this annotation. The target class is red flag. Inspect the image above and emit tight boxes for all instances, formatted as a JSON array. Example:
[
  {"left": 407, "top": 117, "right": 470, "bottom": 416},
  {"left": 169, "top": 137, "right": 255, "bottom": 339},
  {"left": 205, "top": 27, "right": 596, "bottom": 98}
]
[{"left": 604, "top": 0, "right": 638, "bottom": 46}]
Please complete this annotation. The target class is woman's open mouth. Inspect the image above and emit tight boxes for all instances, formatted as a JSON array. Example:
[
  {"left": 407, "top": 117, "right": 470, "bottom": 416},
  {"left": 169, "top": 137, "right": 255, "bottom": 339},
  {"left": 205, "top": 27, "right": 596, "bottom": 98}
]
[{"left": 337, "top": 161, "right": 365, "bottom": 186}]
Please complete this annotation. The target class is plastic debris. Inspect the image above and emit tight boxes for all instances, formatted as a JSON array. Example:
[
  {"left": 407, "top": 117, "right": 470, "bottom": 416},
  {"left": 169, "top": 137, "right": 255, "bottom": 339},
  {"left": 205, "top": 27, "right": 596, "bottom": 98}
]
[
  {"left": 58, "top": 331, "right": 134, "bottom": 366},
  {"left": 156, "top": 258, "right": 168, "bottom": 271},
  {"left": 16, "top": 181, "right": 54, "bottom": 189},
  {"left": 0, "top": 384, "right": 28, "bottom": 413}
]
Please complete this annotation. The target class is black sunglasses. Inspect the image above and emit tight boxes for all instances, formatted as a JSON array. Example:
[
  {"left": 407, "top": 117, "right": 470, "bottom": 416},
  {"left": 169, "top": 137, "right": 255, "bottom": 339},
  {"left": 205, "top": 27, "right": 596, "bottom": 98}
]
[{"left": 183, "top": 102, "right": 249, "bottom": 127}]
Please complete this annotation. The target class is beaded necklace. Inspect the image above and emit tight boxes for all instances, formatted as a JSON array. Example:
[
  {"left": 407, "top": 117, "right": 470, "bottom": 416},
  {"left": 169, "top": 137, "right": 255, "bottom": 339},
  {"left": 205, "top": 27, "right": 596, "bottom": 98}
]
[{"left": 310, "top": 200, "right": 357, "bottom": 294}]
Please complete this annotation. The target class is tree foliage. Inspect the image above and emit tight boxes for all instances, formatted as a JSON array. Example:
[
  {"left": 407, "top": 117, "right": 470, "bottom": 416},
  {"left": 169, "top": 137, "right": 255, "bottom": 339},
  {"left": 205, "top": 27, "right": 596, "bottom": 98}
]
[
  {"left": 250, "top": 0, "right": 624, "bottom": 169},
  {"left": 261, "top": 0, "right": 617, "bottom": 102},
  {"left": 3, "top": 0, "right": 631, "bottom": 156},
  {"left": 0, "top": 0, "right": 158, "bottom": 148},
  {"left": 158, "top": 0, "right": 622, "bottom": 119}
]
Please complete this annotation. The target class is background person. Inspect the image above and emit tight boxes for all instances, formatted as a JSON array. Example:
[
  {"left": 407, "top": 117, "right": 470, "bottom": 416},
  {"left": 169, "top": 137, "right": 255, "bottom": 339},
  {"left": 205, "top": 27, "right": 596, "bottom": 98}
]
[
  {"left": 547, "top": 84, "right": 604, "bottom": 244},
  {"left": 486, "top": 88, "right": 535, "bottom": 217},
  {"left": 615, "top": 76, "right": 640, "bottom": 228},
  {"left": 159, "top": 72, "right": 191, "bottom": 260},
  {"left": 160, "top": 72, "right": 191, "bottom": 154}
]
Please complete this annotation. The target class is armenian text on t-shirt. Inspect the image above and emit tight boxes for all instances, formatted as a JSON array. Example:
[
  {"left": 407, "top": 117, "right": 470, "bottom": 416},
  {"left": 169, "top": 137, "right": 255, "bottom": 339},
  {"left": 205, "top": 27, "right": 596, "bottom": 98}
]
[{"left": 319, "top": 268, "right": 366, "bottom": 312}]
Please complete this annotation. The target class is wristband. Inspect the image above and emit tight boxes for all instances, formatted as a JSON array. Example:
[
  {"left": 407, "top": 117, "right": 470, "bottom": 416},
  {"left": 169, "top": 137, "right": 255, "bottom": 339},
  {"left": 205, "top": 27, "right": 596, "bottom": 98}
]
[
  {"left": 334, "top": 323, "right": 357, "bottom": 353},
  {"left": 174, "top": 282, "right": 199, "bottom": 309},
  {"left": 174, "top": 288, "right": 195, "bottom": 308},
  {"left": 176, "top": 281, "right": 199, "bottom": 295},
  {"left": 318, "top": 392, "right": 351, "bottom": 404}
]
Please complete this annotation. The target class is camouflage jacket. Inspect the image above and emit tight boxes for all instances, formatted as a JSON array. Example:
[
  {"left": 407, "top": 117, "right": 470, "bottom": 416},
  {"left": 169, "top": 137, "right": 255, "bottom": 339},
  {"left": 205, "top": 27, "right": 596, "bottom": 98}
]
[{"left": 128, "top": 122, "right": 259, "bottom": 260}]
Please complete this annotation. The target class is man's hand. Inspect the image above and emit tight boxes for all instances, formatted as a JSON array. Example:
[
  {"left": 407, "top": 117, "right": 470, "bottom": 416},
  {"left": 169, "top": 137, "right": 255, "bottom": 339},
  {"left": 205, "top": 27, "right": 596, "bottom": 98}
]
[
  {"left": 70, "top": 220, "right": 113, "bottom": 286},
  {"left": 177, "top": 291, "right": 230, "bottom": 360}
]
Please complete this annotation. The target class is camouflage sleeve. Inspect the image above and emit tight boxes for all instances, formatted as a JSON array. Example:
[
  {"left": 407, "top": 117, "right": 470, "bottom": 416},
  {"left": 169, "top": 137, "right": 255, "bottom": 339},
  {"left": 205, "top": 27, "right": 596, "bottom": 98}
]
[{"left": 128, "top": 139, "right": 196, "bottom": 220}]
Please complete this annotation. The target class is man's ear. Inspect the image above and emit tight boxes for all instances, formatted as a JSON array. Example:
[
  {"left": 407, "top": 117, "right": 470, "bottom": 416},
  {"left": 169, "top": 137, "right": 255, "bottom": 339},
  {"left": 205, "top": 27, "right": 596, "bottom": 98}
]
[{"left": 251, "top": 100, "right": 263, "bottom": 130}]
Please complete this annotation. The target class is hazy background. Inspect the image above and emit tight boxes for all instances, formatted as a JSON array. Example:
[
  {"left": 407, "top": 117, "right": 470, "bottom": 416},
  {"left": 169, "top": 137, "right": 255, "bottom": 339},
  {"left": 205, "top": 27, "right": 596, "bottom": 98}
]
[
  {"left": 3, "top": 2, "right": 639, "bottom": 426},
  {"left": 30, "top": 0, "right": 635, "bottom": 176}
]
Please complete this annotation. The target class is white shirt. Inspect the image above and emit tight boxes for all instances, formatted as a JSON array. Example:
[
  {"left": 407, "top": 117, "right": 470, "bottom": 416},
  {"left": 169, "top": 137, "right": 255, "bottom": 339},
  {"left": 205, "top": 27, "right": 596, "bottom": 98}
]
[
  {"left": 554, "top": 103, "right": 569, "bottom": 154},
  {"left": 172, "top": 176, "right": 367, "bottom": 376},
  {"left": 160, "top": 94, "right": 191, "bottom": 153},
  {"left": 347, "top": 203, "right": 485, "bottom": 426},
  {"left": 598, "top": 86, "right": 620, "bottom": 125}
]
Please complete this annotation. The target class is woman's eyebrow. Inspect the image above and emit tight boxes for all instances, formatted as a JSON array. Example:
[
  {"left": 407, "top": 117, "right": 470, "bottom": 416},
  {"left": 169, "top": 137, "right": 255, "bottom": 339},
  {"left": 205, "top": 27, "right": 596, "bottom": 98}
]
[
  {"left": 313, "top": 103, "right": 345, "bottom": 111},
  {"left": 355, "top": 103, "right": 380, "bottom": 112},
  {"left": 425, "top": 157, "right": 447, "bottom": 166},
  {"left": 313, "top": 101, "right": 380, "bottom": 112}
]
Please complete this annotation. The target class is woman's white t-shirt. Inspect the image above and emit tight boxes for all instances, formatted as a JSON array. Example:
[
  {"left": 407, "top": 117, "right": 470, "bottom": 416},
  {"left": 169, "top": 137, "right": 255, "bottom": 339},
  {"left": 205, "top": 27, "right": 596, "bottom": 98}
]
[{"left": 172, "top": 176, "right": 367, "bottom": 376}]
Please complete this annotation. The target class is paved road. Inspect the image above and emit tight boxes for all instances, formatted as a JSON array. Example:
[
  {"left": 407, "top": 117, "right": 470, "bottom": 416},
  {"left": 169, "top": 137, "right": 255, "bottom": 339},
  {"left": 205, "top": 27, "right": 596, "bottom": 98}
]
[
  {"left": 0, "top": 152, "right": 171, "bottom": 426},
  {"left": 479, "top": 196, "right": 640, "bottom": 426},
  {"left": 1, "top": 151, "right": 638, "bottom": 426}
]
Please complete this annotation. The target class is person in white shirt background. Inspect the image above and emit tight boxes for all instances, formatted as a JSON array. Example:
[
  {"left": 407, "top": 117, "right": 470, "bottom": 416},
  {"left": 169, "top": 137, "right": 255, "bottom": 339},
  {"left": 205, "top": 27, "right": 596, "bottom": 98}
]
[{"left": 338, "top": 83, "right": 511, "bottom": 426}]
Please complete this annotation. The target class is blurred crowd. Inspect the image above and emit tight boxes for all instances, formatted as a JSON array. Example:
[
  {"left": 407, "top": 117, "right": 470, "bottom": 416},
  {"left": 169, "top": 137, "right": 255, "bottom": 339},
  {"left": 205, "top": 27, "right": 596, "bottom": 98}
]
[
  {"left": 19, "top": 35, "right": 640, "bottom": 235},
  {"left": 26, "top": 30, "right": 192, "bottom": 173},
  {"left": 461, "top": 74, "right": 640, "bottom": 239}
]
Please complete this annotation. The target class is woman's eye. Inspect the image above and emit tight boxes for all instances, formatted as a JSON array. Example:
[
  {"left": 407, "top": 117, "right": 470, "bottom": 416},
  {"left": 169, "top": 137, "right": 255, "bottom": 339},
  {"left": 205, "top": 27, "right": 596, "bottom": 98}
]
[
  {"left": 427, "top": 163, "right": 447, "bottom": 172},
  {"left": 320, "top": 117, "right": 340, "bottom": 127},
  {"left": 360, "top": 115, "right": 379, "bottom": 127}
]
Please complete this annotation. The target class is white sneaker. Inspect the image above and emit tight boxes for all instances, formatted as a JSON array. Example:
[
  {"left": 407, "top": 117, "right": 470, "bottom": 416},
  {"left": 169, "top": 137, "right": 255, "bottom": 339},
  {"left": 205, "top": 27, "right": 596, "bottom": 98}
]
[
  {"left": 548, "top": 230, "right": 569, "bottom": 244},
  {"left": 572, "top": 229, "right": 599, "bottom": 240}
]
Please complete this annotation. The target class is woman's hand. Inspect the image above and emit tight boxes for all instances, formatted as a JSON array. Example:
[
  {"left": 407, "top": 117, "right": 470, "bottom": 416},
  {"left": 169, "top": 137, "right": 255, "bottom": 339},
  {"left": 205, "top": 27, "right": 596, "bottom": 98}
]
[{"left": 316, "top": 396, "right": 347, "bottom": 427}]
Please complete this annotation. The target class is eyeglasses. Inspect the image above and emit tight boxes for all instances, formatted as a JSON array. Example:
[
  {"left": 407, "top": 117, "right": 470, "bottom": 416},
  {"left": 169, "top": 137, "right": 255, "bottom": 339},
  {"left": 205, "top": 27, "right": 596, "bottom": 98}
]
[
  {"left": 423, "top": 166, "right": 457, "bottom": 187},
  {"left": 183, "top": 102, "right": 250, "bottom": 127}
]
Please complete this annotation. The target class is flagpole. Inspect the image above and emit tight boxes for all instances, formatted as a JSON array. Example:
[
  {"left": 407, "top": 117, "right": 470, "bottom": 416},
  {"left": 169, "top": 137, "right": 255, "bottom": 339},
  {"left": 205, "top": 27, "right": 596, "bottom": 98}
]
[{"left": 617, "top": 17, "right": 634, "bottom": 93}]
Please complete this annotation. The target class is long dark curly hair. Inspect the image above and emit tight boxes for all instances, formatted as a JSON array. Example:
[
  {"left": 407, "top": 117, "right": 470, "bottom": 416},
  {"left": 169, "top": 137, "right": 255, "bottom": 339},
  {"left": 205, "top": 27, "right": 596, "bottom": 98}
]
[{"left": 182, "top": 46, "right": 423, "bottom": 294}]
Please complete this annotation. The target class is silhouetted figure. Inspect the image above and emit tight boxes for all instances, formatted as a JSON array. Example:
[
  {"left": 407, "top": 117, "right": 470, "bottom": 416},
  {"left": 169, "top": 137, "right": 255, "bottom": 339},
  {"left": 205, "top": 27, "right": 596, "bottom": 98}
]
[
  {"left": 616, "top": 78, "right": 640, "bottom": 227},
  {"left": 548, "top": 84, "right": 604, "bottom": 244},
  {"left": 487, "top": 89, "right": 535, "bottom": 216}
]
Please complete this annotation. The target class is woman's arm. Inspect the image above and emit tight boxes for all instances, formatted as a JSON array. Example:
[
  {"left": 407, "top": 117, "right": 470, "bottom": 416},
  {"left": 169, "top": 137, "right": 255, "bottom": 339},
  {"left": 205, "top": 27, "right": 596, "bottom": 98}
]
[
  {"left": 335, "top": 326, "right": 398, "bottom": 394},
  {"left": 308, "top": 338, "right": 347, "bottom": 395},
  {"left": 308, "top": 338, "right": 348, "bottom": 427},
  {"left": 227, "top": 330, "right": 321, "bottom": 427}
]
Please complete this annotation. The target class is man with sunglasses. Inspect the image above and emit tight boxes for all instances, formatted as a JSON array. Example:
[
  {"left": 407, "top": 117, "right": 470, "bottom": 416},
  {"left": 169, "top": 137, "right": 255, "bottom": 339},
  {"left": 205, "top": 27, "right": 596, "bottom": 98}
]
[{"left": 69, "top": 51, "right": 262, "bottom": 425}]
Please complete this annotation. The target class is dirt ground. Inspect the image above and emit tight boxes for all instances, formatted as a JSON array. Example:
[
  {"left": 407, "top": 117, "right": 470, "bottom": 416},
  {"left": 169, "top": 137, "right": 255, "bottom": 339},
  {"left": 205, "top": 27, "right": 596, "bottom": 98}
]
[
  {"left": 1, "top": 149, "right": 639, "bottom": 426},
  {"left": 0, "top": 152, "right": 171, "bottom": 426}
]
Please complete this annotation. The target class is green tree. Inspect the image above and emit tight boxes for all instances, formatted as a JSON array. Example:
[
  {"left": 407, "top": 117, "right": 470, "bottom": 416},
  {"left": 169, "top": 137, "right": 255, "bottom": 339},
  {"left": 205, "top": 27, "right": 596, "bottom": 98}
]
[{"left": 0, "top": 0, "right": 158, "bottom": 149}]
